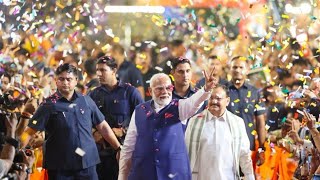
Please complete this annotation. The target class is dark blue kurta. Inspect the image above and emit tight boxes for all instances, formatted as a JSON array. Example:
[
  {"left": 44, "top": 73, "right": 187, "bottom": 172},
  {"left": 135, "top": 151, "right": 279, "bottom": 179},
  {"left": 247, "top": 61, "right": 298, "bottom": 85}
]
[{"left": 129, "top": 99, "right": 191, "bottom": 180}]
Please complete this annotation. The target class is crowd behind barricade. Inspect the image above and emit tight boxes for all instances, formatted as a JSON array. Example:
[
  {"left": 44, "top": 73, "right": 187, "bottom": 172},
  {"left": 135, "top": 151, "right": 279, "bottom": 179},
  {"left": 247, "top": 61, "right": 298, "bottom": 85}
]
[{"left": 0, "top": 28, "right": 320, "bottom": 180}]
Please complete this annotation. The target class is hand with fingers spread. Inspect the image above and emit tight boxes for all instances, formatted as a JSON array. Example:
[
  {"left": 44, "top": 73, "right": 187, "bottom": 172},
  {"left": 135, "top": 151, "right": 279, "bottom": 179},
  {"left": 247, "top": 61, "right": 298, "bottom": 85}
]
[
  {"left": 287, "top": 118, "right": 303, "bottom": 144},
  {"left": 303, "top": 110, "right": 317, "bottom": 130},
  {"left": 304, "top": 89, "right": 317, "bottom": 99},
  {"left": 203, "top": 67, "right": 218, "bottom": 92}
]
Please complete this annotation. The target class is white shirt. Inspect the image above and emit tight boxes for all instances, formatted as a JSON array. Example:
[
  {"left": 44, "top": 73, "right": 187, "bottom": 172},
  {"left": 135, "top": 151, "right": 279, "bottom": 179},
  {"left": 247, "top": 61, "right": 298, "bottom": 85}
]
[
  {"left": 118, "top": 88, "right": 211, "bottom": 180},
  {"left": 196, "top": 111, "right": 235, "bottom": 180},
  {"left": 0, "top": 159, "right": 6, "bottom": 179}
]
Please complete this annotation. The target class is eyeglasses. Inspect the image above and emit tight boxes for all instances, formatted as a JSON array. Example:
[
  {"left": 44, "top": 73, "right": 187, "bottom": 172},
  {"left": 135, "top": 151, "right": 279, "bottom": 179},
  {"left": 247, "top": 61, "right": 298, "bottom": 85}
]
[
  {"left": 153, "top": 85, "right": 174, "bottom": 93},
  {"left": 57, "top": 77, "right": 76, "bottom": 82}
]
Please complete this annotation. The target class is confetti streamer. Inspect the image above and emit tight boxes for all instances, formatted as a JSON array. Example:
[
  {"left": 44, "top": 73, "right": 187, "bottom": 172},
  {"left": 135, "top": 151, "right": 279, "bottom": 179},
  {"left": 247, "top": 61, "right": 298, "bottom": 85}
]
[
  {"left": 247, "top": 91, "right": 251, "bottom": 98},
  {"left": 155, "top": 66, "right": 163, "bottom": 72},
  {"left": 191, "top": 10, "right": 196, "bottom": 20},
  {"left": 160, "top": 47, "right": 168, "bottom": 52},
  {"left": 251, "top": 130, "right": 257, "bottom": 135},
  {"left": 265, "top": 124, "right": 270, "bottom": 131},
  {"left": 281, "top": 117, "right": 287, "bottom": 124},
  {"left": 271, "top": 107, "right": 279, "bottom": 112},
  {"left": 56, "top": 2, "right": 65, "bottom": 9},
  {"left": 281, "top": 14, "right": 289, "bottom": 19}
]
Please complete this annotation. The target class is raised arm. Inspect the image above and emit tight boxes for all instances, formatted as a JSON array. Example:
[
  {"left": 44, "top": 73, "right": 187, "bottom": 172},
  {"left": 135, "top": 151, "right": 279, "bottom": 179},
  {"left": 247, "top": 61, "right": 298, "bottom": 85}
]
[
  {"left": 303, "top": 110, "right": 320, "bottom": 152},
  {"left": 0, "top": 113, "right": 18, "bottom": 176},
  {"left": 179, "top": 69, "right": 217, "bottom": 121}
]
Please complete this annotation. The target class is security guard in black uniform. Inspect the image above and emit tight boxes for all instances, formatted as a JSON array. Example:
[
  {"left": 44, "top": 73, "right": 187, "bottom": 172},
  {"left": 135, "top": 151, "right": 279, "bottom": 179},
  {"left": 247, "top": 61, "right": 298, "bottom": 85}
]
[
  {"left": 21, "top": 63, "right": 121, "bottom": 180},
  {"left": 89, "top": 56, "right": 144, "bottom": 180}
]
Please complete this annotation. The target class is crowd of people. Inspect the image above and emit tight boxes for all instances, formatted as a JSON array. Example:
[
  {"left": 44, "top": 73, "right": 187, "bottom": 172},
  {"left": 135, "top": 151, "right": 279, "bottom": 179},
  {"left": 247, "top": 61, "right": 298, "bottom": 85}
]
[{"left": 0, "top": 21, "right": 320, "bottom": 180}]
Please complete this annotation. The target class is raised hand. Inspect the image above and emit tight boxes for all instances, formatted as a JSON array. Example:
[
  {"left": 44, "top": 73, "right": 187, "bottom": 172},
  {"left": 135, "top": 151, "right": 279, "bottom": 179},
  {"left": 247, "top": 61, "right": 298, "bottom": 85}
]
[
  {"left": 203, "top": 67, "right": 217, "bottom": 92},
  {"left": 288, "top": 130, "right": 303, "bottom": 145},
  {"left": 5, "top": 113, "right": 18, "bottom": 136},
  {"left": 22, "top": 98, "right": 38, "bottom": 115},
  {"left": 303, "top": 110, "right": 317, "bottom": 130}
]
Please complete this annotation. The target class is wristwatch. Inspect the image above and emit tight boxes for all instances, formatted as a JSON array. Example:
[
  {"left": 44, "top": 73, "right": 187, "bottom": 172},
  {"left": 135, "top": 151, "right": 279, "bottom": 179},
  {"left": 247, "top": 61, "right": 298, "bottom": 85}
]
[
  {"left": 116, "top": 145, "right": 123, "bottom": 152},
  {"left": 5, "top": 136, "right": 19, "bottom": 149}
]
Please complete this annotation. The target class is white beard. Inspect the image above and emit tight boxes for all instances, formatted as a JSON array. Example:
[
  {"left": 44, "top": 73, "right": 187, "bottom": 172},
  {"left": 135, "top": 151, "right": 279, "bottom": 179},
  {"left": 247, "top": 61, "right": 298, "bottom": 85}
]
[{"left": 153, "top": 95, "right": 172, "bottom": 107}]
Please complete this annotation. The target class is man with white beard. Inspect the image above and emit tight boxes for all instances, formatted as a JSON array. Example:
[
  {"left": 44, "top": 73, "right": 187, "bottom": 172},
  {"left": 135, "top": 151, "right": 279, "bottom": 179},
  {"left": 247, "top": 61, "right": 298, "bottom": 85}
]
[{"left": 118, "top": 71, "right": 217, "bottom": 180}]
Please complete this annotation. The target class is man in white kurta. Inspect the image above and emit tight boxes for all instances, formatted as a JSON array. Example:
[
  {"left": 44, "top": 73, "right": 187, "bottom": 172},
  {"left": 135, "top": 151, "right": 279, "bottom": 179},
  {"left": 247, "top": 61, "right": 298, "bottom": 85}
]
[{"left": 185, "top": 85, "right": 254, "bottom": 180}]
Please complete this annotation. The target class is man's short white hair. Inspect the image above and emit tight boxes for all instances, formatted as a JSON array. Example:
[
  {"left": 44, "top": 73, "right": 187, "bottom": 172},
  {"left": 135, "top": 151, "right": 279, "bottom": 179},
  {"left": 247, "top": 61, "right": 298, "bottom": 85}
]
[{"left": 149, "top": 73, "right": 171, "bottom": 87}]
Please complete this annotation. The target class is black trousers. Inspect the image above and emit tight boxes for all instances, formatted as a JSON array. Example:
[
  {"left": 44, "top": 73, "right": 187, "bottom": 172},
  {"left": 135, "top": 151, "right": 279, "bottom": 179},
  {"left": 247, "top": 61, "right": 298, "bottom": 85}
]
[
  {"left": 96, "top": 154, "right": 119, "bottom": 180},
  {"left": 47, "top": 166, "right": 98, "bottom": 180}
]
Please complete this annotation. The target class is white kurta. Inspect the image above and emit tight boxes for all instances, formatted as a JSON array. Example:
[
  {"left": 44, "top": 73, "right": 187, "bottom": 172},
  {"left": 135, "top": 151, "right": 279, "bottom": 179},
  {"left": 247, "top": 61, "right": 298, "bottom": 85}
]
[
  {"left": 185, "top": 109, "right": 255, "bottom": 180},
  {"left": 196, "top": 111, "right": 235, "bottom": 180}
]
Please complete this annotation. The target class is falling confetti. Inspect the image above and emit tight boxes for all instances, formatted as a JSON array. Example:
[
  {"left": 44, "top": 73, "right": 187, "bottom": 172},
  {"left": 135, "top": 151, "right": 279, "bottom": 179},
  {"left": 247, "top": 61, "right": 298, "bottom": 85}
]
[
  {"left": 251, "top": 130, "right": 257, "bottom": 135},
  {"left": 247, "top": 91, "right": 251, "bottom": 98}
]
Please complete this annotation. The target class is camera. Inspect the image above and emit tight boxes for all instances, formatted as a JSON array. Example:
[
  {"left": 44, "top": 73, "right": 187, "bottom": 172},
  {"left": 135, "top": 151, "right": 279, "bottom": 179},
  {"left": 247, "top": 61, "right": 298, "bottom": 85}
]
[
  {"left": 0, "top": 87, "right": 28, "bottom": 113},
  {"left": 1, "top": 162, "right": 27, "bottom": 180},
  {"left": 12, "top": 146, "right": 33, "bottom": 166},
  {"left": 0, "top": 147, "right": 33, "bottom": 179},
  {"left": 10, "top": 163, "right": 23, "bottom": 171},
  {"left": 1, "top": 172, "right": 18, "bottom": 180}
]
